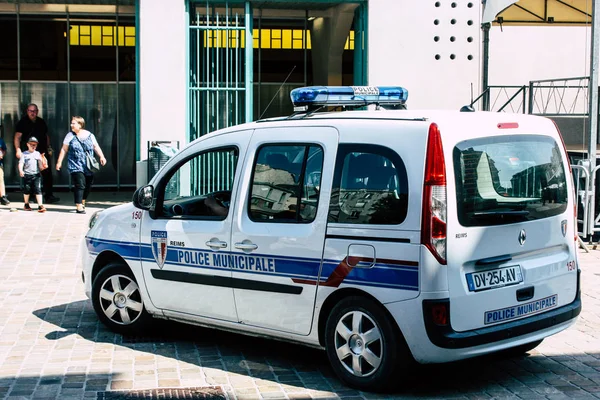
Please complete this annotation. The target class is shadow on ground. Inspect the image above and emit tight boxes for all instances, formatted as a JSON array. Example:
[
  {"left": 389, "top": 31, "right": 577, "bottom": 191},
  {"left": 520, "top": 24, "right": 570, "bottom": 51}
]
[
  {"left": 29, "top": 300, "right": 582, "bottom": 398},
  {"left": 1, "top": 190, "right": 134, "bottom": 213}
]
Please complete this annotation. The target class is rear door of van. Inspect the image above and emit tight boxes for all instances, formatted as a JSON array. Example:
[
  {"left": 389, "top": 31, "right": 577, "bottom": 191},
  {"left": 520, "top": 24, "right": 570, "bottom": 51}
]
[
  {"left": 321, "top": 119, "right": 428, "bottom": 304},
  {"left": 444, "top": 116, "right": 578, "bottom": 332}
]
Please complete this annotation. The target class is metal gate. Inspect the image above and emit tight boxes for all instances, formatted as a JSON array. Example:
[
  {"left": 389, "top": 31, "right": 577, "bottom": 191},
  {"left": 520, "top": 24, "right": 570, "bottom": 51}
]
[{"left": 188, "top": 1, "right": 253, "bottom": 141}]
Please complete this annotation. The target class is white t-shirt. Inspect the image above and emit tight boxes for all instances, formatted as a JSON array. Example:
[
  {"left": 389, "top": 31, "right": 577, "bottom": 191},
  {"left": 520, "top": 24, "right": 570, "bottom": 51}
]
[
  {"left": 63, "top": 130, "right": 98, "bottom": 146},
  {"left": 19, "top": 150, "right": 42, "bottom": 175}
]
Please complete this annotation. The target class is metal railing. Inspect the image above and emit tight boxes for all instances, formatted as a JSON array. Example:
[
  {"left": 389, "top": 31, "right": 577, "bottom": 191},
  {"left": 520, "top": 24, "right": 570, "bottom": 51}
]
[
  {"left": 471, "top": 85, "right": 527, "bottom": 113},
  {"left": 573, "top": 162, "right": 600, "bottom": 240},
  {"left": 528, "top": 76, "right": 589, "bottom": 116},
  {"left": 473, "top": 77, "right": 589, "bottom": 115}
]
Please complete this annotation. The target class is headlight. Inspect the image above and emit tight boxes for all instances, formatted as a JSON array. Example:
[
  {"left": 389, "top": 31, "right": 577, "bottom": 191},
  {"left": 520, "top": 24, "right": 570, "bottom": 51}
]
[{"left": 89, "top": 210, "right": 102, "bottom": 229}]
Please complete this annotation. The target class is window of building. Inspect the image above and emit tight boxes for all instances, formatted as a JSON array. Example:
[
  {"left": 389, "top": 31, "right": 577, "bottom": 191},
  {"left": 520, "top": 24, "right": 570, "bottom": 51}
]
[
  {"left": 19, "top": 16, "right": 68, "bottom": 81},
  {"left": 0, "top": 15, "right": 17, "bottom": 80},
  {"left": 328, "top": 144, "right": 409, "bottom": 225},
  {"left": 249, "top": 144, "right": 323, "bottom": 223},
  {"left": 69, "top": 17, "right": 135, "bottom": 82}
]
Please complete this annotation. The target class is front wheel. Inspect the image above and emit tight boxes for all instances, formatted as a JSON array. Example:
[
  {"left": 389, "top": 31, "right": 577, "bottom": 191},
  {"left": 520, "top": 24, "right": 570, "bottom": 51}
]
[
  {"left": 91, "top": 263, "right": 152, "bottom": 335},
  {"left": 324, "top": 296, "right": 412, "bottom": 392}
]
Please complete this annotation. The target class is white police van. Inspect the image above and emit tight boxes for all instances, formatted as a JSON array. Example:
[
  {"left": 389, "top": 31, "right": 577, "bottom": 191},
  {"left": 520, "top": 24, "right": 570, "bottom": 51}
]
[{"left": 81, "top": 86, "right": 581, "bottom": 392}]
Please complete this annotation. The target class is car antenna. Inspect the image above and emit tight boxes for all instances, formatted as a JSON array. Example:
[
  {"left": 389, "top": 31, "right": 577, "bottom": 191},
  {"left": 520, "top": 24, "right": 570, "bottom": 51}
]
[
  {"left": 470, "top": 82, "right": 474, "bottom": 105},
  {"left": 259, "top": 65, "right": 296, "bottom": 120},
  {"left": 460, "top": 83, "right": 476, "bottom": 112}
]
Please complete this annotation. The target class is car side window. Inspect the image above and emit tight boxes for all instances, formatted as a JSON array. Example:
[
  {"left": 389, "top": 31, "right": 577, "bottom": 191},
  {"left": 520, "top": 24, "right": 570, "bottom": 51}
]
[
  {"left": 159, "top": 147, "right": 238, "bottom": 220},
  {"left": 328, "top": 144, "right": 408, "bottom": 224},
  {"left": 249, "top": 144, "right": 324, "bottom": 223}
]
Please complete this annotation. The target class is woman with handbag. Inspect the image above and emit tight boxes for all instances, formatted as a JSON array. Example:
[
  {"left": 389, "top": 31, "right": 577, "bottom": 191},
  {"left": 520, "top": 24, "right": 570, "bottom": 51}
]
[{"left": 56, "top": 116, "right": 106, "bottom": 214}]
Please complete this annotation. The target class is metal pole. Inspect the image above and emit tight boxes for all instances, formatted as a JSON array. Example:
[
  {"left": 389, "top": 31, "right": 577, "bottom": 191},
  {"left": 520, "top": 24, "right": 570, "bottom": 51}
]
[
  {"left": 528, "top": 80, "right": 534, "bottom": 114},
  {"left": 482, "top": 22, "right": 490, "bottom": 111},
  {"left": 587, "top": 0, "right": 599, "bottom": 239},
  {"left": 245, "top": 1, "right": 253, "bottom": 123}
]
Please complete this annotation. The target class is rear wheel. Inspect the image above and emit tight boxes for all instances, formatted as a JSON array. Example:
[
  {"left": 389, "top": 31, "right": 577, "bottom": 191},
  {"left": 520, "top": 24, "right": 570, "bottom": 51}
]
[
  {"left": 324, "top": 296, "right": 412, "bottom": 392},
  {"left": 92, "top": 263, "right": 151, "bottom": 335}
]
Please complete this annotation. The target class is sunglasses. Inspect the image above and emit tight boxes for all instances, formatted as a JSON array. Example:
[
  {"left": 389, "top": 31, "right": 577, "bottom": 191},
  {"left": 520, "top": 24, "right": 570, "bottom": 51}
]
[{"left": 27, "top": 109, "right": 38, "bottom": 113}]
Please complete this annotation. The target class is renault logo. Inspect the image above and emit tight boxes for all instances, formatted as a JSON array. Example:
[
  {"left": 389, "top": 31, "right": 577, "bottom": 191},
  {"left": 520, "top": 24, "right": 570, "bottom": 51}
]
[{"left": 518, "top": 229, "right": 526, "bottom": 246}]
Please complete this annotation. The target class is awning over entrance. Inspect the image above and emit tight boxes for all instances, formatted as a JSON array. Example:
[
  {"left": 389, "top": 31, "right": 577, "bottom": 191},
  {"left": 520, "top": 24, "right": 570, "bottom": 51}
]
[{"left": 495, "top": 0, "right": 592, "bottom": 25}]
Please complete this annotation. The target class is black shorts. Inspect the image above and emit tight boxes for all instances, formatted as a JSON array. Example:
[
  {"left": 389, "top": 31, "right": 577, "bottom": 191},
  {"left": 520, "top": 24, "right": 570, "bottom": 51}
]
[{"left": 23, "top": 173, "right": 42, "bottom": 195}]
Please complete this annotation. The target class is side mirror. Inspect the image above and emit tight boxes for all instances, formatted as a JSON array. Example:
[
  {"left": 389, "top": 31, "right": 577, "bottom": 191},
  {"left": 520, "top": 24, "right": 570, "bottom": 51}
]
[{"left": 133, "top": 185, "right": 154, "bottom": 210}]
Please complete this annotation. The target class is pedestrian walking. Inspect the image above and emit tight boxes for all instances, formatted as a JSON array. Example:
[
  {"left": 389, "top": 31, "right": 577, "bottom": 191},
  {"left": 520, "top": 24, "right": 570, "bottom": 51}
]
[
  {"left": 18, "top": 136, "right": 47, "bottom": 213},
  {"left": 0, "top": 137, "right": 9, "bottom": 205},
  {"left": 56, "top": 116, "right": 106, "bottom": 214},
  {"left": 14, "top": 103, "right": 60, "bottom": 203}
]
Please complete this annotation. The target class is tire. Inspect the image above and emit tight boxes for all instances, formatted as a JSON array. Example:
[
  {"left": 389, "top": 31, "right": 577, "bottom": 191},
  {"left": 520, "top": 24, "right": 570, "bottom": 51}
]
[
  {"left": 501, "top": 339, "right": 543, "bottom": 357},
  {"left": 324, "top": 296, "right": 412, "bottom": 392},
  {"left": 91, "top": 262, "right": 152, "bottom": 335}
]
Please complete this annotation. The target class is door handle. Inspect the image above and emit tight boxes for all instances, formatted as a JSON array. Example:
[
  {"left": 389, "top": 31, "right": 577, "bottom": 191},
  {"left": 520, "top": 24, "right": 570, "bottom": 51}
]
[
  {"left": 205, "top": 240, "right": 227, "bottom": 249},
  {"left": 234, "top": 242, "right": 258, "bottom": 251}
]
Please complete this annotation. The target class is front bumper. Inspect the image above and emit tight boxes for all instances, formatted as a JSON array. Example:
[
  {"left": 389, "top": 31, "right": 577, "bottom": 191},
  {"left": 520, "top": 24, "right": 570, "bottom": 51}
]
[{"left": 423, "top": 270, "right": 581, "bottom": 349}]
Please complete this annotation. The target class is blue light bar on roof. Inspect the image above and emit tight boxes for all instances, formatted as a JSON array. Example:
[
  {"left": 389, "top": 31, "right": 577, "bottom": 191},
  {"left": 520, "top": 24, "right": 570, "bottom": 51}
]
[{"left": 290, "top": 85, "right": 408, "bottom": 109}]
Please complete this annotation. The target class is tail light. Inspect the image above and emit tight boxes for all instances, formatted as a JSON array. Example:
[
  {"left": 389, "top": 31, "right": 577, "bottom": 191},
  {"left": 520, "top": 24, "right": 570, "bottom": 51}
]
[
  {"left": 421, "top": 123, "right": 447, "bottom": 264},
  {"left": 552, "top": 120, "right": 577, "bottom": 241},
  {"left": 430, "top": 302, "right": 449, "bottom": 326}
]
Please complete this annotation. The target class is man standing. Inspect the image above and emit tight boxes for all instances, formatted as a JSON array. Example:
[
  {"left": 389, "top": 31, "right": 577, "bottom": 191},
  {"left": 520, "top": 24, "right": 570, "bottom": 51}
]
[{"left": 14, "top": 103, "right": 60, "bottom": 203}]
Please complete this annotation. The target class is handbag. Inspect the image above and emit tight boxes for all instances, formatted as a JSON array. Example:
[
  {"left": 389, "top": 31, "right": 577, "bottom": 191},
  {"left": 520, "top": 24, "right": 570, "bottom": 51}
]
[
  {"left": 75, "top": 134, "right": 100, "bottom": 173},
  {"left": 86, "top": 152, "right": 100, "bottom": 173}
]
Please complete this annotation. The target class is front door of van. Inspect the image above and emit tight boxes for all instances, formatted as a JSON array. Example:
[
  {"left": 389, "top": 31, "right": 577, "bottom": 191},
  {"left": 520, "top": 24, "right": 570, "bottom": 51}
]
[
  {"left": 230, "top": 127, "right": 338, "bottom": 335},
  {"left": 140, "top": 131, "right": 253, "bottom": 321}
]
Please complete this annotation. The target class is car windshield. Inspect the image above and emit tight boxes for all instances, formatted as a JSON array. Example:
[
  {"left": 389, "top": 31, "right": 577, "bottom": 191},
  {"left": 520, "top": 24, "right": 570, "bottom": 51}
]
[{"left": 453, "top": 135, "right": 568, "bottom": 227}]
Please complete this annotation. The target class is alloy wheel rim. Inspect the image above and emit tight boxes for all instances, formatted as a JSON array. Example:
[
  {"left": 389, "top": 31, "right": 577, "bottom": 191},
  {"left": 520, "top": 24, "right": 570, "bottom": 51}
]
[
  {"left": 334, "top": 310, "right": 383, "bottom": 377},
  {"left": 98, "top": 274, "right": 143, "bottom": 325}
]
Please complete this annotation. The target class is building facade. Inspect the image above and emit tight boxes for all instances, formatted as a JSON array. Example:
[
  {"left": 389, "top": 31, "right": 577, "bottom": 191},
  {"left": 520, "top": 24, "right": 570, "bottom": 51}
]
[{"left": 0, "top": 0, "right": 592, "bottom": 189}]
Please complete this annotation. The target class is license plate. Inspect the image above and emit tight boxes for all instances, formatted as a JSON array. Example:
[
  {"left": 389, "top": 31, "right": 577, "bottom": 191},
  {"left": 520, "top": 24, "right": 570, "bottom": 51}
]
[{"left": 466, "top": 265, "right": 523, "bottom": 292}]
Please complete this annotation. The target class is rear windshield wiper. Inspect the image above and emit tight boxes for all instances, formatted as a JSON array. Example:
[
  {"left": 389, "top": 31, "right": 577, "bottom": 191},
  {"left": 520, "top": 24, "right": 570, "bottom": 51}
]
[{"left": 471, "top": 210, "right": 530, "bottom": 218}]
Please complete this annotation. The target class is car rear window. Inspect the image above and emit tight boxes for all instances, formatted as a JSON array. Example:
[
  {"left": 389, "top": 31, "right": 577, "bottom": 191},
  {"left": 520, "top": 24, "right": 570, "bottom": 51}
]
[{"left": 453, "top": 135, "right": 568, "bottom": 227}]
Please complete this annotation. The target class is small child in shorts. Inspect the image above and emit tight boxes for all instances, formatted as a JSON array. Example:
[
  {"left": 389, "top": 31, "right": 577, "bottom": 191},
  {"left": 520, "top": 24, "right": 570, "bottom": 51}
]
[{"left": 18, "top": 136, "right": 48, "bottom": 213}]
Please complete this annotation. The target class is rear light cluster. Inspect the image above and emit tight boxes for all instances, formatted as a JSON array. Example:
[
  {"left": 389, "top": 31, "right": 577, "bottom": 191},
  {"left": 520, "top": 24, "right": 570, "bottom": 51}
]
[
  {"left": 430, "top": 302, "right": 449, "bottom": 326},
  {"left": 421, "top": 123, "right": 447, "bottom": 264}
]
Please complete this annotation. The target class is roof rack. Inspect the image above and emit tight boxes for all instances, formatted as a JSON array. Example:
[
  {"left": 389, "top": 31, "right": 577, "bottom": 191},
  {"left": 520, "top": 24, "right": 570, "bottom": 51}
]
[{"left": 289, "top": 86, "right": 408, "bottom": 116}]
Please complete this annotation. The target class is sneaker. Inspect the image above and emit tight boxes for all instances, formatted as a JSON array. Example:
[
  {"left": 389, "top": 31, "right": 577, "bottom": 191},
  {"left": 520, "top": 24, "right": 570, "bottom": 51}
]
[
  {"left": 0, "top": 196, "right": 9, "bottom": 205},
  {"left": 24, "top": 203, "right": 32, "bottom": 211},
  {"left": 45, "top": 195, "right": 60, "bottom": 204},
  {"left": 38, "top": 205, "right": 46, "bottom": 213}
]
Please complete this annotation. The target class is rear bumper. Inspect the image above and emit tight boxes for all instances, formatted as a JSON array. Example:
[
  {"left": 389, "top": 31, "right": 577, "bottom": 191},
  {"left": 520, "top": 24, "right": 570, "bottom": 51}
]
[{"left": 423, "top": 270, "right": 581, "bottom": 349}]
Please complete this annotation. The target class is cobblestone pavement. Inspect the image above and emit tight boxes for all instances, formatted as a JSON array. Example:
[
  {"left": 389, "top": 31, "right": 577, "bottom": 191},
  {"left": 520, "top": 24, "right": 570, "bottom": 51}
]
[{"left": 1, "top": 191, "right": 600, "bottom": 400}]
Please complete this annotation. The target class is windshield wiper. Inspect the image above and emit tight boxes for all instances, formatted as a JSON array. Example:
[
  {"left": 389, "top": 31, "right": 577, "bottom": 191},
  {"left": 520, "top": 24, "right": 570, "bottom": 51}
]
[{"left": 471, "top": 210, "right": 530, "bottom": 218}]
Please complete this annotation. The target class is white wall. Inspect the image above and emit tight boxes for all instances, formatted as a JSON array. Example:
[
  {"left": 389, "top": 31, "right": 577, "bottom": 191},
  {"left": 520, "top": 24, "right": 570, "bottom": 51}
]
[
  {"left": 488, "top": 25, "right": 590, "bottom": 85},
  {"left": 139, "top": 0, "right": 187, "bottom": 163},
  {"left": 368, "top": 1, "right": 592, "bottom": 111},
  {"left": 368, "top": 0, "right": 481, "bottom": 110}
]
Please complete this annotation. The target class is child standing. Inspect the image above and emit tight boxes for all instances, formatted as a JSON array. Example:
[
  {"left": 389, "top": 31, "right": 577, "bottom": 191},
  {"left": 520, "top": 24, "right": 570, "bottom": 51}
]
[{"left": 18, "top": 136, "right": 48, "bottom": 212}]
